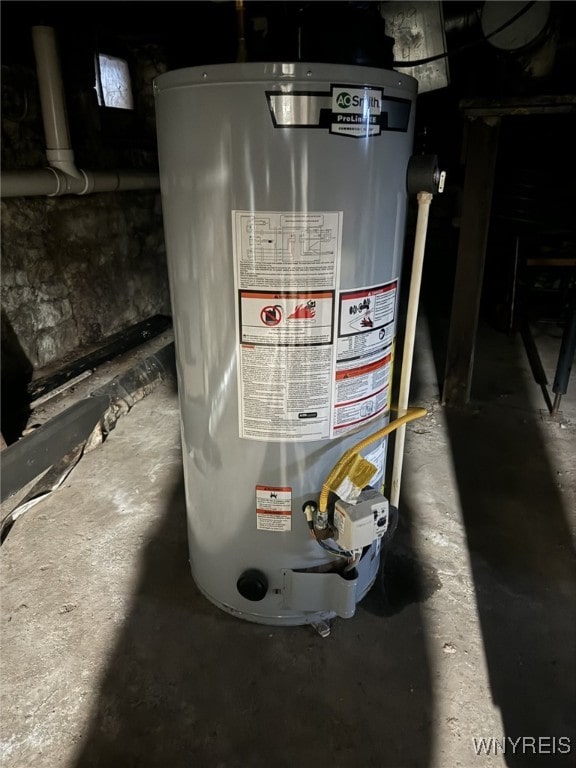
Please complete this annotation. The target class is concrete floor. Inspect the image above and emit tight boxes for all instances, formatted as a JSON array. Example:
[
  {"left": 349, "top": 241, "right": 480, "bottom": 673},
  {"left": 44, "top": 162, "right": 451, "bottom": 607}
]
[{"left": 1, "top": 318, "right": 575, "bottom": 768}]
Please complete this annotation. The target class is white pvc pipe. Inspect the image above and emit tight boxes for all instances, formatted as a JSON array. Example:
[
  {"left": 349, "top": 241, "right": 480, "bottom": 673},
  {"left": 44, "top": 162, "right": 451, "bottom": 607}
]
[
  {"left": 1, "top": 26, "right": 160, "bottom": 198},
  {"left": 1, "top": 169, "right": 159, "bottom": 197},
  {"left": 1, "top": 169, "right": 62, "bottom": 197},
  {"left": 32, "top": 26, "right": 81, "bottom": 179},
  {"left": 390, "top": 191, "right": 433, "bottom": 508}
]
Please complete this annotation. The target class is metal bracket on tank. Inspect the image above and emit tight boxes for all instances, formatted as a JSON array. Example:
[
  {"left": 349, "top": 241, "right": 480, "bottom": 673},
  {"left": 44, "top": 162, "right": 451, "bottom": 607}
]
[{"left": 281, "top": 569, "right": 358, "bottom": 619}]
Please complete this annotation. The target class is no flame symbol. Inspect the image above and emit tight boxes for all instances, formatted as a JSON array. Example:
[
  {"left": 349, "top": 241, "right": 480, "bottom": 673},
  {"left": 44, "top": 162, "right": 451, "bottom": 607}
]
[{"left": 260, "top": 305, "right": 282, "bottom": 326}]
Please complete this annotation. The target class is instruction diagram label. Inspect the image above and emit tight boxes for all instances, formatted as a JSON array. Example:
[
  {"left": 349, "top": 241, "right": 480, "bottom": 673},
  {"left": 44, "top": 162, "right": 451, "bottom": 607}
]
[
  {"left": 256, "top": 485, "right": 292, "bottom": 531},
  {"left": 233, "top": 211, "right": 342, "bottom": 442},
  {"left": 234, "top": 212, "right": 341, "bottom": 291}
]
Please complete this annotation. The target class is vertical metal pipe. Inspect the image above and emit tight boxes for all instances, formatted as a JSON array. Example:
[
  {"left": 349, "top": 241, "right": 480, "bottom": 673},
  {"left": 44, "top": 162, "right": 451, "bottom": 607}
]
[
  {"left": 552, "top": 306, "right": 576, "bottom": 414},
  {"left": 235, "top": 1, "right": 247, "bottom": 63}
]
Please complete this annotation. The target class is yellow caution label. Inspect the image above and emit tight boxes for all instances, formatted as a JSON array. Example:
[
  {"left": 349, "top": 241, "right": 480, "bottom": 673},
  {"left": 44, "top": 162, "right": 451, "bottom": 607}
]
[{"left": 326, "top": 453, "right": 378, "bottom": 498}]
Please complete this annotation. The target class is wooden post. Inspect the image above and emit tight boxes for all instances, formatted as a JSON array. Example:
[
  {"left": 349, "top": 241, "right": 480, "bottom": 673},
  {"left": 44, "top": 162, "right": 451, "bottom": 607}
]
[{"left": 442, "top": 116, "right": 501, "bottom": 407}]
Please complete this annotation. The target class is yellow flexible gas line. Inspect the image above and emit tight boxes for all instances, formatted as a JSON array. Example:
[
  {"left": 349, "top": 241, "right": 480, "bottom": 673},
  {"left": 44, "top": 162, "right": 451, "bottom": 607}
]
[{"left": 318, "top": 407, "right": 427, "bottom": 513}]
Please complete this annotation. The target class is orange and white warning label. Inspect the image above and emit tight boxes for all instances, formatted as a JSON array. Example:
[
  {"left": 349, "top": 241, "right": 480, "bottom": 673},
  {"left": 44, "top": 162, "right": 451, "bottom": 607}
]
[
  {"left": 333, "top": 354, "right": 392, "bottom": 432},
  {"left": 256, "top": 485, "right": 292, "bottom": 531},
  {"left": 239, "top": 290, "right": 334, "bottom": 346},
  {"left": 338, "top": 282, "right": 397, "bottom": 337},
  {"left": 333, "top": 281, "right": 397, "bottom": 436}
]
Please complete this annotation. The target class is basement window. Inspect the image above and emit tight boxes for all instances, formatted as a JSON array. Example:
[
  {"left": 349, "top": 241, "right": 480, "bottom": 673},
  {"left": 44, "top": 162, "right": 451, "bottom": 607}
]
[{"left": 95, "top": 53, "right": 133, "bottom": 110}]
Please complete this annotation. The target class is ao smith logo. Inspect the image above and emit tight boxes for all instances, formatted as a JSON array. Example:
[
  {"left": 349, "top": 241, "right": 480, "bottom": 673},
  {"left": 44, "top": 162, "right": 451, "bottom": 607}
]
[
  {"left": 265, "top": 84, "right": 411, "bottom": 138},
  {"left": 335, "top": 91, "right": 380, "bottom": 110}
]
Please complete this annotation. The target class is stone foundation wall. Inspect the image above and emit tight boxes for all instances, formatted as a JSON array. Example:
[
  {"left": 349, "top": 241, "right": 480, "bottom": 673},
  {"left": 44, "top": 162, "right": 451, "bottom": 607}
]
[
  {"left": 1, "top": 192, "right": 169, "bottom": 369},
  {"left": 1, "top": 38, "right": 170, "bottom": 372}
]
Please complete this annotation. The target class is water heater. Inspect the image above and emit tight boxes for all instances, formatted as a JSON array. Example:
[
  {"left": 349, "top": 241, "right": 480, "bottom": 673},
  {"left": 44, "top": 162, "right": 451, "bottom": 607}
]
[{"left": 154, "top": 62, "right": 418, "bottom": 629}]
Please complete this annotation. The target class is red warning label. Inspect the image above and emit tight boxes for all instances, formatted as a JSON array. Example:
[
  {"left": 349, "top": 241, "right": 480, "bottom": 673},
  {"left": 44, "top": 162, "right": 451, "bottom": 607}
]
[
  {"left": 333, "top": 279, "right": 397, "bottom": 436},
  {"left": 260, "top": 305, "right": 283, "bottom": 326},
  {"left": 256, "top": 486, "right": 292, "bottom": 531},
  {"left": 240, "top": 290, "right": 334, "bottom": 346}
]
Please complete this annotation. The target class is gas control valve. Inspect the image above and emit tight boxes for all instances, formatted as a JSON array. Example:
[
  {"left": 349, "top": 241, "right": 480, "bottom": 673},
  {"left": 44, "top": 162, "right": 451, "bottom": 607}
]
[{"left": 333, "top": 488, "right": 391, "bottom": 550}]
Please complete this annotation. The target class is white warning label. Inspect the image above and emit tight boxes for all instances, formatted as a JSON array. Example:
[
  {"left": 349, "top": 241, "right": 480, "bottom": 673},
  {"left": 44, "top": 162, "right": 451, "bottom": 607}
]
[
  {"left": 233, "top": 211, "right": 342, "bottom": 442},
  {"left": 256, "top": 485, "right": 292, "bottom": 531},
  {"left": 240, "top": 344, "right": 332, "bottom": 440},
  {"left": 333, "top": 280, "right": 397, "bottom": 436},
  {"left": 338, "top": 282, "right": 397, "bottom": 341},
  {"left": 363, "top": 440, "right": 386, "bottom": 486}
]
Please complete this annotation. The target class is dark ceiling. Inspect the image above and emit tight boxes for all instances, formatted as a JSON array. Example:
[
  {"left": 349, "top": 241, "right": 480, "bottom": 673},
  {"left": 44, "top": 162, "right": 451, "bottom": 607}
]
[{"left": 2, "top": 1, "right": 575, "bottom": 98}]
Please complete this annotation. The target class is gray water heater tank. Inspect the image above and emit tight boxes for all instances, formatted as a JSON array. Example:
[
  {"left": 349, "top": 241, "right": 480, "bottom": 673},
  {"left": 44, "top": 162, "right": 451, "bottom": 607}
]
[{"left": 154, "top": 62, "right": 417, "bottom": 626}]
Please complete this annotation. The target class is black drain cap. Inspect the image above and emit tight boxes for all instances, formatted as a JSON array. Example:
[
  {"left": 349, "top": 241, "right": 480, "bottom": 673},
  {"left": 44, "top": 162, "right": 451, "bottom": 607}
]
[{"left": 237, "top": 569, "right": 268, "bottom": 601}]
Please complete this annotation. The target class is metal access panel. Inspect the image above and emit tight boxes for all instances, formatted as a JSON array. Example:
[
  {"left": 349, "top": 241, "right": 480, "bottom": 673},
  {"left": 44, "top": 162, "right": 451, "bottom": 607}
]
[
  {"left": 154, "top": 62, "right": 417, "bottom": 625},
  {"left": 382, "top": 2, "right": 449, "bottom": 92}
]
